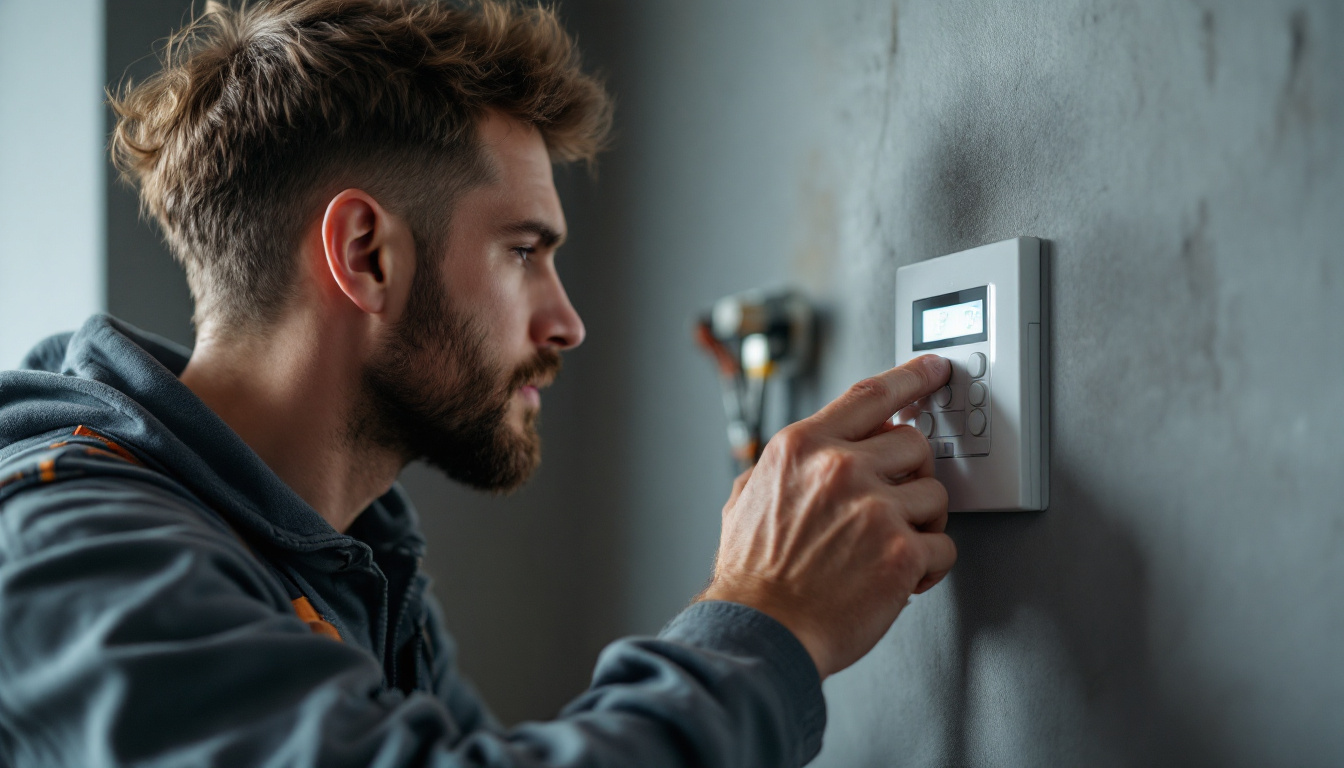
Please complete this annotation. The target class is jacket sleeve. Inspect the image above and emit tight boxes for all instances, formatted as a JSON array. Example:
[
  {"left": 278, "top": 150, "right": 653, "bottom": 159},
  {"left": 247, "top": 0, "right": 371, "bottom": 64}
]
[{"left": 0, "top": 477, "right": 826, "bottom": 768}]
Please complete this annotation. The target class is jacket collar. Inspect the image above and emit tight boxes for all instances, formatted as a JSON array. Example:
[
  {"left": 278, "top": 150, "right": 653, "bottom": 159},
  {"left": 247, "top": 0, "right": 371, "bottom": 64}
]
[{"left": 1, "top": 314, "right": 423, "bottom": 556}]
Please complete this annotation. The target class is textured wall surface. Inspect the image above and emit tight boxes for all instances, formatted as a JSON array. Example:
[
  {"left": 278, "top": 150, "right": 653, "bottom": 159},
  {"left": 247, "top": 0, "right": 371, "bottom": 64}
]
[{"left": 563, "top": 0, "right": 1344, "bottom": 764}]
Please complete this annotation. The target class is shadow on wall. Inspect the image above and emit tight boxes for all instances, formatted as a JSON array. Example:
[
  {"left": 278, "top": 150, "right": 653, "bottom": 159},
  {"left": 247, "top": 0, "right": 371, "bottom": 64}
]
[
  {"left": 907, "top": 83, "right": 1231, "bottom": 761},
  {"left": 941, "top": 475, "right": 1229, "bottom": 764}
]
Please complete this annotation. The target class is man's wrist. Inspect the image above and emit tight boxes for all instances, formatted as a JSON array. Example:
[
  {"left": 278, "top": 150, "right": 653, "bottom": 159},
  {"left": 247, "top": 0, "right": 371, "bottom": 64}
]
[
  {"left": 695, "top": 583, "right": 830, "bottom": 678},
  {"left": 660, "top": 600, "right": 829, "bottom": 765}
]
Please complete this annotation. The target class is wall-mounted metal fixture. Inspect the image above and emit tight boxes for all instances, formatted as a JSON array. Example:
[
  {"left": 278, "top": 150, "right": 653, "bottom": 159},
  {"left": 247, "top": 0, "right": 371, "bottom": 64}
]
[{"left": 695, "top": 288, "right": 816, "bottom": 472}]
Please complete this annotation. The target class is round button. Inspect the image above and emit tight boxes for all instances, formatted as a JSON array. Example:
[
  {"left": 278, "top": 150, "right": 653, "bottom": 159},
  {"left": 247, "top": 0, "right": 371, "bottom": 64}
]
[
  {"left": 967, "top": 408, "right": 987, "bottom": 436},
  {"left": 934, "top": 385, "right": 953, "bottom": 408},
  {"left": 917, "top": 412, "right": 935, "bottom": 437},
  {"left": 968, "top": 381, "right": 988, "bottom": 407},
  {"left": 967, "top": 352, "right": 987, "bottom": 379}
]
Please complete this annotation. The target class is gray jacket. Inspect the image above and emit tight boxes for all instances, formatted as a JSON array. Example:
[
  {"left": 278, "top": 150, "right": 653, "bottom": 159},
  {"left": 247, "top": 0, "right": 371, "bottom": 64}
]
[{"left": 0, "top": 315, "right": 824, "bottom": 767}]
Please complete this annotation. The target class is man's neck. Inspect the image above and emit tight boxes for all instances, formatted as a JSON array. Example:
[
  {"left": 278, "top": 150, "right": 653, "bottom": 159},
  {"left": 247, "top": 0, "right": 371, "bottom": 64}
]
[{"left": 179, "top": 315, "right": 402, "bottom": 534}]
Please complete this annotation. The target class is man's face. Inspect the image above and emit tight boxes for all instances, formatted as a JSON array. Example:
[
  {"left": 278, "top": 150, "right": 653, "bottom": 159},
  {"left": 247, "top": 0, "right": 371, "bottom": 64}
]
[{"left": 359, "top": 113, "right": 584, "bottom": 491}]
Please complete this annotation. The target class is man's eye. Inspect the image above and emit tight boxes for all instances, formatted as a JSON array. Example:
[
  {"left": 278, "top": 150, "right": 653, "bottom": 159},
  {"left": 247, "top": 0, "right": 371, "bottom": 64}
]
[{"left": 512, "top": 246, "right": 534, "bottom": 264}]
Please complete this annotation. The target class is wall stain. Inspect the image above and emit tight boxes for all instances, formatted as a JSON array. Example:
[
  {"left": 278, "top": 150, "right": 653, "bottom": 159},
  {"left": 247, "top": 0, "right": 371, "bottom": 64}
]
[
  {"left": 1200, "top": 9, "right": 1217, "bottom": 87},
  {"left": 1179, "top": 199, "right": 1223, "bottom": 391},
  {"left": 867, "top": 0, "right": 900, "bottom": 198},
  {"left": 1288, "top": 8, "right": 1308, "bottom": 77},
  {"left": 918, "top": 118, "right": 1005, "bottom": 253},
  {"left": 1276, "top": 8, "right": 1313, "bottom": 139},
  {"left": 888, "top": 0, "right": 899, "bottom": 61},
  {"left": 791, "top": 150, "right": 838, "bottom": 295},
  {"left": 1130, "top": 43, "right": 1147, "bottom": 117}
]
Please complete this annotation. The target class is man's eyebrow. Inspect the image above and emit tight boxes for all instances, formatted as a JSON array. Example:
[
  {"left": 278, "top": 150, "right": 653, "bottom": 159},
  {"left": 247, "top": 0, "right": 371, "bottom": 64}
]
[{"left": 500, "top": 220, "right": 566, "bottom": 248}]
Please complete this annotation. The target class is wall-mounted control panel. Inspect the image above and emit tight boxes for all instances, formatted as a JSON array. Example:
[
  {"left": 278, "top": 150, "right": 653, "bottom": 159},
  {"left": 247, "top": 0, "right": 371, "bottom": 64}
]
[{"left": 895, "top": 237, "right": 1049, "bottom": 512}]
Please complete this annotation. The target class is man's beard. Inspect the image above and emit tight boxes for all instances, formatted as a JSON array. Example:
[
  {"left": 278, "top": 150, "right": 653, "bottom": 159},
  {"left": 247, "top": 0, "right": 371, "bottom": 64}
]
[{"left": 355, "top": 262, "right": 560, "bottom": 492}]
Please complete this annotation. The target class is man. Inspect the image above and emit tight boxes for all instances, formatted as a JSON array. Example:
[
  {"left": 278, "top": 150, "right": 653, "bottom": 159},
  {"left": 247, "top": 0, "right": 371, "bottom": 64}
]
[{"left": 0, "top": 1, "right": 955, "bottom": 765}]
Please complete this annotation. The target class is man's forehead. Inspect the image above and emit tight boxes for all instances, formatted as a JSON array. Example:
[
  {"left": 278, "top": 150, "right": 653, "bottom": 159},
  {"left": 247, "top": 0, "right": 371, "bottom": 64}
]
[{"left": 470, "top": 113, "right": 566, "bottom": 237}]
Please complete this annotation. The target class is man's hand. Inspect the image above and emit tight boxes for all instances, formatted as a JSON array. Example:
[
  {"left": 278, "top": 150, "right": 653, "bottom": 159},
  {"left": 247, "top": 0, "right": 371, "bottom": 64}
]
[{"left": 698, "top": 355, "right": 956, "bottom": 679}]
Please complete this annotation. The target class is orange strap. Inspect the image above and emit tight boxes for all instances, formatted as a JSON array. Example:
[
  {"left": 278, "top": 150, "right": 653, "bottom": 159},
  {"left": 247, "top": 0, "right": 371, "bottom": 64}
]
[
  {"left": 71, "top": 425, "right": 144, "bottom": 465},
  {"left": 291, "top": 597, "right": 344, "bottom": 642}
]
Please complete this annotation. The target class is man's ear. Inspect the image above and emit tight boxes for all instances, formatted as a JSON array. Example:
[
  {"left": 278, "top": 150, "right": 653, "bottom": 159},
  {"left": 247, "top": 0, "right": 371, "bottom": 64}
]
[{"left": 321, "top": 189, "right": 413, "bottom": 319}]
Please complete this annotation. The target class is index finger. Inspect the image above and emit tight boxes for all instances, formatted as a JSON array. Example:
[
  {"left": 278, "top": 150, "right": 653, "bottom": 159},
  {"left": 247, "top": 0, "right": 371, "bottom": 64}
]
[{"left": 809, "top": 355, "right": 951, "bottom": 441}]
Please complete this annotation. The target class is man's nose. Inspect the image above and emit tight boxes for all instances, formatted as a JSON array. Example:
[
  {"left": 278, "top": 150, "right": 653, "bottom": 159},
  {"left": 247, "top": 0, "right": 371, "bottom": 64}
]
[{"left": 533, "top": 274, "right": 585, "bottom": 350}]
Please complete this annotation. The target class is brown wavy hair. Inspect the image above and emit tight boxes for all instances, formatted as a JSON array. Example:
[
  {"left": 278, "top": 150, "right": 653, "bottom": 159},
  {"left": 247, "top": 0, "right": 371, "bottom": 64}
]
[{"left": 110, "top": 0, "right": 612, "bottom": 332}]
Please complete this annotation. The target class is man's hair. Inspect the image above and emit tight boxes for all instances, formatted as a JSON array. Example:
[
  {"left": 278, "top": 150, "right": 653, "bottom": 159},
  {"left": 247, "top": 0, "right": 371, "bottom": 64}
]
[{"left": 110, "top": 0, "right": 612, "bottom": 332}]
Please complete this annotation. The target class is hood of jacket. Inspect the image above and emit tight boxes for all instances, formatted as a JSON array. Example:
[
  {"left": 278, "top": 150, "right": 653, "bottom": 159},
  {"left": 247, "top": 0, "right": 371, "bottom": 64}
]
[{"left": 0, "top": 314, "right": 422, "bottom": 559}]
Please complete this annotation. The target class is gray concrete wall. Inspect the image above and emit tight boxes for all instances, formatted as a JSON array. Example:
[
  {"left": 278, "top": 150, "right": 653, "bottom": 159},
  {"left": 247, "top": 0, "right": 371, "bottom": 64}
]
[
  {"left": 104, "top": 0, "right": 198, "bottom": 346},
  {"left": 563, "top": 0, "right": 1344, "bottom": 764}
]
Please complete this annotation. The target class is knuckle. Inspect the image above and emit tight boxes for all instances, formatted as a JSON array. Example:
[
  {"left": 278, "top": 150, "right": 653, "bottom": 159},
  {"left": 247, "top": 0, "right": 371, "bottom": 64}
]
[
  {"left": 901, "top": 477, "right": 947, "bottom": 518},
  {"left": 814, "top": 446, "right": 858, "bottom": 483},
  {"left": 856, "top": 494, "right": 892, "bottom": 521},
  {"left": 889, "top": 423, "right": 933, "bottom": 462},
  {"left": 908, "top": 357, "right": 930, "bottom": 387},
  {"left": 848, "top": 376, "right": 892, "bottom": 404},
  {"left": 888, "top": 423, "right": 925, "bottom": 447},
  {"left": 929, "top": 478, "right": 949, "bottom": 510},
  {"left": 769, "top": 424, "right": 813, "bottom": 458},
  {"left": 890, "top": 493, "right": 920, "bottom": 525},
  {"left": 890, "top": 368, "right": 923, "bottom": 401},
  {"left": 942, "top": 534, "right": 959, "bottom": 564},
  {"left": 885, "top": 533, "right": 920, "bottom": 573},
  {"left": 902, "top": 358, "right": 933, "bottom": 388},
  {"left": 732, "top": 470, "right": 751, "bottom": 493}
]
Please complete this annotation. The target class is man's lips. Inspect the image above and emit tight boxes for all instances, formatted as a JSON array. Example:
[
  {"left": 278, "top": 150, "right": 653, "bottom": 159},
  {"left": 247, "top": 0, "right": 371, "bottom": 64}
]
[
  {"left": 516, "top": 372, "right": 556, "bottom": 392},
  {"left": 517, "top": 384, "right": 543, "bottom": 407},
  {"left": 511, "top": 350, "right": 561, "bottom": 409},
  {"left": 508, "top": 349, "right": 561, "bottom": 406}
]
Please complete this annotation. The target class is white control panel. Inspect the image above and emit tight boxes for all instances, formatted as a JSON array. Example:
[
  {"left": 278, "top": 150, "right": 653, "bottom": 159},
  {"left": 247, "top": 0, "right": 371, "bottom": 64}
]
[{"left": 895, "top": 237, "right": 1049, "bottom": 512}]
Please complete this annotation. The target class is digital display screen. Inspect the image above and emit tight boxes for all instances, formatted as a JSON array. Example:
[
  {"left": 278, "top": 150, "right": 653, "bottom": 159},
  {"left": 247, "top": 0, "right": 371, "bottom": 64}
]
[
  {"left": 912, "top": 286, "right": 989, "bottom": 351},
  {"left": 922, "top": 300, "right": 983, "bottom": 343}
]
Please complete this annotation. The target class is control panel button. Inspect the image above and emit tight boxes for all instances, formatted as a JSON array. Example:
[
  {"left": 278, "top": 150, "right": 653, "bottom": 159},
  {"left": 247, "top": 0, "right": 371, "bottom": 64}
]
[
  {"left": 933, "top": 411, "right": 965, "bottom": 437},
  {"left": 967, "top": 352, "right": 987, "bottom": 379},
  {"left": 931, "top": 439, "right": 956, "bottom": 458},
  {"left": 934, "top": 385, "right": 953, "bottom": 408},
  {"left": 967, "top": 408, "right": 987, "bottom": 436},
  {"left": 948, "top": 359, "right": 969, "bottom": 386},
  {"left": 968, "top": 380, "right": 988, "bottom": 407},
  {"left": 917, "top": 412, "right": 934, "bottom": 437},
  {"left": 955, "top": 436, "right": 990, "bottom": 457}
]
